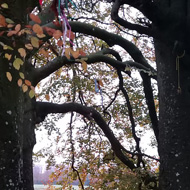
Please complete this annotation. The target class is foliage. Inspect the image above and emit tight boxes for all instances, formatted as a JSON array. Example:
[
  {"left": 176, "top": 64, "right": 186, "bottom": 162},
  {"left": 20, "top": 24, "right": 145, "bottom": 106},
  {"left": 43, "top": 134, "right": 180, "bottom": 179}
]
[{"left": 0, "top": 0, "right": 159, "bottom": 189}]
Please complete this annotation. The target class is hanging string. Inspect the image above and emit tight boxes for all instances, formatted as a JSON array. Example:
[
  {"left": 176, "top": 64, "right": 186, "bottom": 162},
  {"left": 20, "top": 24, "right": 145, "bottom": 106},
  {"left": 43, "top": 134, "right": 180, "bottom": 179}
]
[{"left": 176, "top": 50, "right": 185, "bottom": 94}]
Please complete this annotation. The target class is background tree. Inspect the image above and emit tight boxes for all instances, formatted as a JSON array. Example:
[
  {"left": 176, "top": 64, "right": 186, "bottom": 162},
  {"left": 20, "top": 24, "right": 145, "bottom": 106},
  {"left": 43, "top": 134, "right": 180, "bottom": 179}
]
[{"left": 0, "top": 0, "right": 189, "bottom": 189}]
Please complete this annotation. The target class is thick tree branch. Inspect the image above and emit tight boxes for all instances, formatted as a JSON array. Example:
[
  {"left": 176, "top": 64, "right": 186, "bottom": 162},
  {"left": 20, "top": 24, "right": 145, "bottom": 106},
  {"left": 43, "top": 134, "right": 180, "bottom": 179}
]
[
  {"left": 35, "top": 101, "right": 136, "bottom": 170},
  {"left": 43, "top": 21, "right": 156, "bottom": 75},
  {"left": 111, "top": 0, "right": 154, "bottom": 36},
  {"left": 32, "top": 48, "right": 156, "bottom": 86},
  {"left": 140, "top": 72, "right": 159, "bottom": 143}
]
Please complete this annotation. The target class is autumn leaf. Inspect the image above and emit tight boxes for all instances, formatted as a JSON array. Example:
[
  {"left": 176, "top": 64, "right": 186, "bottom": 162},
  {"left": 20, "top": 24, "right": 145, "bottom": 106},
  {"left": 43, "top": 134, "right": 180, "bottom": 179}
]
[
  {"left": 25, "top": 43, "right": 33, "bottom": 50},
  {"left": 1, "top": 3, "right": 8, "bottom": 8},
  {"left": 81, "top": 60, "right": 87, "bottom": 72},
  {"left": 57, "top": 39, "right": 63, "bottom": 47},
  {"left": 22, "top": 84, "right": 28, "bottom": 92},
  {"left": 45, "top": 94, "right": 50, "bottom": 101},
  {"left": 0, "top": 14, "right": 6, "bottom": 27},
  {"left": 6, "top": 72, "right": 12, "bottom": 81},
  {"left": 17, "top": 79, "right": 22, "bottom": 87},
  {"left": 39, "top": 48, "right": 49, "bottom": 58},
  {"left": 31, "top": 36, "right": 39, "bottom": 48},
  {"left": 5, "top": 53, "right": 12, "bottom": 60},
  {"left": 29, "top": 89, "right": 35, "bottom": 98},
  {"left": 25, "top": 80, "right": 31, "bottom": 86},
  {"left": 6, "top": 18, "right": 14, "bottom": 24},
  {"left": 71, "top": 49, "right": 80, "bottom": 59},
  {"left": 43, "top": 27, "right": 56, "bottom": 36},
  {"left": 18, "top": 48, "right": 26, "bottom": 58},
  {"left": 19, "top": 72, "right": 25, "bottom": 79},
  {"left": 29, "top": 13, "right": 41, "bottom": 24},
  {"left": 53, "top": 30, "right": 62, "bottom": 40},
  {"left": 13, "top": 58, "right": 24, "bottom": 70},
  {"left": 15, "top": 24, "right": 21, "bottom": 33},
  {"left": 32, "top": 24, "right": 43, "bottom": 35}
]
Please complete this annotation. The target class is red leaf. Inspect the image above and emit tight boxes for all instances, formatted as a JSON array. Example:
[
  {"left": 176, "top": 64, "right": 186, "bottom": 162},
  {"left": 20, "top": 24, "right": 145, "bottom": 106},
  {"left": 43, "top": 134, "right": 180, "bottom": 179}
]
[{"left": 29, "top": 14, "right": 41, "bottom": 24}]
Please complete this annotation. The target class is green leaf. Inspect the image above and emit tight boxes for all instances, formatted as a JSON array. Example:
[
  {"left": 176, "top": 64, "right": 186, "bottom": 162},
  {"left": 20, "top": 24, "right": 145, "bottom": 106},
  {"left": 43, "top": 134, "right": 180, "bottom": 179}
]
[
  {"left": 1, "top": 3, "right": 8, "bottom": 9},
  {"left": 13, "top": 58, "right": 24, "bottom": 70},
  {"left": 29, "top": 89, "right": 35, "bottom": 98}
]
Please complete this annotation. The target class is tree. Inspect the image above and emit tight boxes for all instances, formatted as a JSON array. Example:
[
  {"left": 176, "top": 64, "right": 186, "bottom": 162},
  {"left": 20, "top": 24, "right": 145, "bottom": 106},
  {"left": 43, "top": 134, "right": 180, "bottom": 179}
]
[{"left": 0, "top": 0, "right": 189, "bottom": 189}]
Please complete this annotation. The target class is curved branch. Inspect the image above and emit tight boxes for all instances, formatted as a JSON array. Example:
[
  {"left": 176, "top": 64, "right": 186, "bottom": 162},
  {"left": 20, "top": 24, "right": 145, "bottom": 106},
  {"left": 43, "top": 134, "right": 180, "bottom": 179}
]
[
  {"left": 111, "top": 0, "right": 153, "bottom": 36},
  {"left": 35, "top": 101, "right": 136, "bottom": 170},
  {"left": 32, "top": 48, "right": 156, "bottom": 86},
  {"left": 43, "top": 21, "right": 156, "bottom": 74}
]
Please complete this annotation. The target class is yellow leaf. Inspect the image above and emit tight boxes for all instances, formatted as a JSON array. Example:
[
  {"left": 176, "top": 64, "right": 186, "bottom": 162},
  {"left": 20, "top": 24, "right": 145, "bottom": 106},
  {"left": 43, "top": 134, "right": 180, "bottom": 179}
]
[
  {"left": 3, "top": 45, "right": 13, "bottom": 50},
  {"left": 6, "top": 18, "right": 14, "bottom": 24},
  {"left": 18, "top": 48, "right": 26, "bottom": 58},
  {"left": 29, "top": 89, "right": 35, "bottom": 98},
  {"left": 81, "top": 60, "right": 87, "bottom": 72},
  {"left": 25, "top": 43, "right": 33, "bottom": 50},
  {"left": 17, "top": 79, "right": 22, "bottom": 87},
  {"left": 31, "top": 37, "right": 39, "bottom": 48},
  {"left": 19, "top": 72, "right": 25, "bottom": 79},
  {"left": 5, "top": 53, "right": 12, "bottom": 60},
  {"left": 13, "top": 58, "right": 23, "bottom": 70},
  {"left": 22, "top": 84, "right": 28, "bottom": 93},
  {"left": 1, "top": 3, "right": 8, "bottom": 8},
  {"left": 6, "top": 72, "right": 12, "bottom": 81},
  {"left": 37, "top": 33, "right": 46, "bottom": 38},
  {"left": 45, "top": 94, "right": 50, "bottom": 101}
]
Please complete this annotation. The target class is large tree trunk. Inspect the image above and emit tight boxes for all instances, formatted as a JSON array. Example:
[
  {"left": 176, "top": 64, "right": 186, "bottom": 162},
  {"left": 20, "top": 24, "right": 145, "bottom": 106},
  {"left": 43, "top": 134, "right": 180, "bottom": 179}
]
[
  {"left": 155, "top": 40, "right": 190, "bottom": 190},
  {"left": 0, "top": 56, "right": 36, "bottom": 189}
]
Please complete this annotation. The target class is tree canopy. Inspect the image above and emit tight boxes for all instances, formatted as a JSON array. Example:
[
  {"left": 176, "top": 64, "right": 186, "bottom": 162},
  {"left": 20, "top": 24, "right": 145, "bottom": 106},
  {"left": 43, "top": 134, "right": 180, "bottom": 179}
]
[{"left": 0, "top": 0, "right": 190, "bottom": 190}]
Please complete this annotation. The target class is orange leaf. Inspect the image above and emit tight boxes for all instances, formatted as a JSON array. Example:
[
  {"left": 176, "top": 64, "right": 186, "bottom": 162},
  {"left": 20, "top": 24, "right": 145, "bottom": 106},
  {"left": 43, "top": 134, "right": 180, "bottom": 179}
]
[
  {"left": 18, "top": 48, "right": 26, "bottom": 58},
  {"left": 6, "top": 72, "right": 12, "bottom": 81},
  {"left": 45, "top": 94, "right": 50, "bottom": 101},
  {"left": 39, "top": 48, "right": 49, "bottom": 58},
  {"left": 29, "top": 13, "right": 41, "bottom": 24},
  {"left": 71, "top": 49, "right": 80, "bottom": 59},
  {"left": 32, "top": 24, "right": 43, "bottom": 35},
  {"left": 81, "top": 60, "right": 87, "bottom": 72},
  {"left": 0, "top": 14, "right": 6, "bottom": 27},
  {"left": 57, "top": 39, "right": 63, "bottom": 47},
  {"left": 17, "top": 79, "right": 22, "bottom": 87},
  {"left": 53, "top": 30, "right": 62, "bottom": 40},
  {"left": 25, "top": 79, "right": 31, "bottom": 86}
]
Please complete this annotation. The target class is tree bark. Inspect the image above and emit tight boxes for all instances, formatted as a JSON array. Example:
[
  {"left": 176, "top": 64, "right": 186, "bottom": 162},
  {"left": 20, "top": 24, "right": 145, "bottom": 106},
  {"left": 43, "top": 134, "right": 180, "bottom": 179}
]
[
  {"left": 0, "top": 56, "right": 36, "bottom": 189},
  {"left": 155, "top": 40, "right": 190, "bottom": 190}
]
